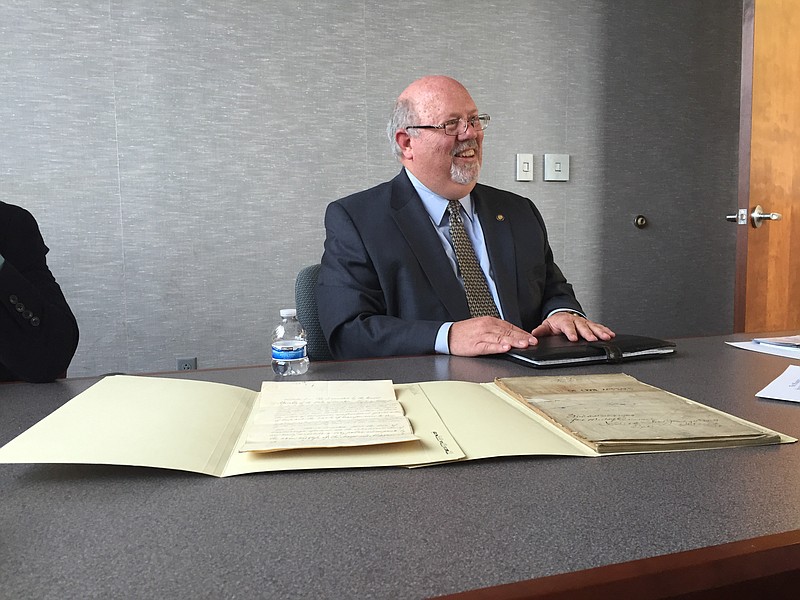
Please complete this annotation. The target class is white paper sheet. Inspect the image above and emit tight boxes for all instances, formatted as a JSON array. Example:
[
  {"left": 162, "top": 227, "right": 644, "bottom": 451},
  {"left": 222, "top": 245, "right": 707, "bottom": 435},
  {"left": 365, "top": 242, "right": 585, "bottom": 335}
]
[
  {"left": 756, "top": 365, "right": 800, "bottom": 404},
  {"left": 726, "top": 340, "right": 800, "bottom": 360}
]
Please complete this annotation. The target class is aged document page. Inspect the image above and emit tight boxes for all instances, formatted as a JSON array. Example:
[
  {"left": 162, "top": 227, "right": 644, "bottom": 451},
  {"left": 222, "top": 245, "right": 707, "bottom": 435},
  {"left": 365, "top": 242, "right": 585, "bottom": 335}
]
[
  {"left": 494, "top": 373, "right": 784, "bottom": 453},
  {"left": 224, "top": 383, "right": 464, "bottom": 475},
  {"left": 239, "top": 380, "right": 419, "bottom": 453}
]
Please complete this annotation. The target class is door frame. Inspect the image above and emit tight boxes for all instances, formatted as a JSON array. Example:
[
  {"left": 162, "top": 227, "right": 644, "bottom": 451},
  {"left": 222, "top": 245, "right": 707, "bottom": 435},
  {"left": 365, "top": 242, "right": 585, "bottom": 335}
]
[{"left": 734, "top": 0, "right": 755, "bottom": 332}]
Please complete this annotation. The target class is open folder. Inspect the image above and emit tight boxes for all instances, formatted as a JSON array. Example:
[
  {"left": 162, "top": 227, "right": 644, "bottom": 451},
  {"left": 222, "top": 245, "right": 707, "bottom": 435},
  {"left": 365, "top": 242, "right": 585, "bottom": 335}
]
[{"left": 0, "top": 374, "right": 793, "bottom": 477}]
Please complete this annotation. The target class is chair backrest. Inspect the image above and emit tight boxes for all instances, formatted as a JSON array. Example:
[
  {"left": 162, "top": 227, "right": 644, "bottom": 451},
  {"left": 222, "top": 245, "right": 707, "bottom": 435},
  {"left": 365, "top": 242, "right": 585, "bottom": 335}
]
[{"left": 294, "top": 264, "right": 333, "bottom": 361}]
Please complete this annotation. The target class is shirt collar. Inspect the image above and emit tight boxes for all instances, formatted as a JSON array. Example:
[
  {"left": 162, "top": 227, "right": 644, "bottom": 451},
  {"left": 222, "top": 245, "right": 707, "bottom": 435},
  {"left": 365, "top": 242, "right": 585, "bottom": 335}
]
[{"left": 405, "top": 168, "right": 473, "bottom": 226}]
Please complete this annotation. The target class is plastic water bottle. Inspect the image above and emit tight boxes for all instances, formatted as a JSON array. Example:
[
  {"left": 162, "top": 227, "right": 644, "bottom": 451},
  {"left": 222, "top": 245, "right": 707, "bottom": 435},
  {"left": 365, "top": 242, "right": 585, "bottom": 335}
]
[{"left": 271, "top": 308, "right": 309, "bottom": 376}]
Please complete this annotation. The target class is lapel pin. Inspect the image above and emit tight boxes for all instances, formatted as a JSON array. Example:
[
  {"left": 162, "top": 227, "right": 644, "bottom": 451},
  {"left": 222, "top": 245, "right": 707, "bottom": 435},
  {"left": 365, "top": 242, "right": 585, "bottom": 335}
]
[{"left": 496, "top": 214, "right": 505, "bottom": 221}]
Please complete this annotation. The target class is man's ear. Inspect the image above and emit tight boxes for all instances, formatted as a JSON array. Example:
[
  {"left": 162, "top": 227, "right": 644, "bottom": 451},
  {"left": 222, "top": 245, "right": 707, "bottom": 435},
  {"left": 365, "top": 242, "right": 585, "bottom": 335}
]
[{"left": 396, "top": 130, "right": 414, "bottom": 160}]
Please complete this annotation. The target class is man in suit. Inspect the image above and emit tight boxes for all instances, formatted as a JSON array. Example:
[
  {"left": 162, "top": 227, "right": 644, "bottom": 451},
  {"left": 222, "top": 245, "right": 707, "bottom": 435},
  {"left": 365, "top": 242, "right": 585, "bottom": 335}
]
[
  {"left": 317, "top": 75, "right": 613, "bottom": 359},
  {"left": 0, "top": 201, "right": 79, "bottom": 382}
]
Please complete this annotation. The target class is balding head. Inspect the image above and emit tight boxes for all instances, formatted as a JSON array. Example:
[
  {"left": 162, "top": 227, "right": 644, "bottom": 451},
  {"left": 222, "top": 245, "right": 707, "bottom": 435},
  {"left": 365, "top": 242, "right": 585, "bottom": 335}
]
[
  {"left": 388, "top": 76, "right": 473, "bottom": 156},
  {"left": 398, "top": 76, "right": 472, "bottom": 114},
  {"left": 387, "top": 76, "right": 484, "bottom": 199}
]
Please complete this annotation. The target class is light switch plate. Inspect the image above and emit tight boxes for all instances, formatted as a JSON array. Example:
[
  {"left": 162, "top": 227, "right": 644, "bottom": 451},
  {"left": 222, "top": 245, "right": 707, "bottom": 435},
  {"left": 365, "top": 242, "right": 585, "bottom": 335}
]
[
  {"left": 544, "top": 153, "right": 570, "bottom": 181},
  {"left": 516, "top": 153, "right": 534, "bottom": 181}
]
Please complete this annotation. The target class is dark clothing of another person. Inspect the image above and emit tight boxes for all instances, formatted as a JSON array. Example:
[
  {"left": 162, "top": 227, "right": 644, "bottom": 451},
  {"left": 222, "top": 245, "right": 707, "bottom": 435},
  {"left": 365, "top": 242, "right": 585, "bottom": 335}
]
[{"left": 0, "top": 202, "right": 79, "bottom": 382}]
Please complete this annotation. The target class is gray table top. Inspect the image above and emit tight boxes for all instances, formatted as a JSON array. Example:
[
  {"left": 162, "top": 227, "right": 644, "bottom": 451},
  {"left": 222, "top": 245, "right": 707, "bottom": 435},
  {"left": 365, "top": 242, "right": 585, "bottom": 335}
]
[{"left": 2, "top": 333, "right": 800, "bottom": 599}]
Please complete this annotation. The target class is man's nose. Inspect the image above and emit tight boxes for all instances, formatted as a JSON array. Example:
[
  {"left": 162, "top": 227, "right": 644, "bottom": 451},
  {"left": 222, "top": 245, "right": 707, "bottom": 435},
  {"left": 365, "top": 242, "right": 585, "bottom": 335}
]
[{"left": 459, "top": 122, "right": 479, "bottom": 140}]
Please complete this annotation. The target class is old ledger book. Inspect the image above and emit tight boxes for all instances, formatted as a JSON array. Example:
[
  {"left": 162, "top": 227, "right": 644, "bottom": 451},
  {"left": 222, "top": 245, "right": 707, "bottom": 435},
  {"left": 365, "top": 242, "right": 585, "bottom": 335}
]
[{"left": 494, "top": 373, "right": 782, "bottom": 453}]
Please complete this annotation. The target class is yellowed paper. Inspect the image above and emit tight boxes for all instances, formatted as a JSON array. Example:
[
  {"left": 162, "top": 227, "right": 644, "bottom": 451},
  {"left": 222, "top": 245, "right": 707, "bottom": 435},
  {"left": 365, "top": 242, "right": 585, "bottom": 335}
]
[
  {"left": 239, "top": 380, "right": 418, "bottom": 452},
  {"left": 223, "top": 384, "right": 465, "bottom": 476},
  {"left": 494, "top": 374, "right": 784, "bottom": 452}
]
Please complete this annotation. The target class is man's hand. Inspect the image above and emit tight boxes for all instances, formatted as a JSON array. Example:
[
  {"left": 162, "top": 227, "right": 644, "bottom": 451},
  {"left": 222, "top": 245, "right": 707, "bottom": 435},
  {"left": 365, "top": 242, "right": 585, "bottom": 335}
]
[
  {"left": 449, "top": 317, "right": 538, "bottom": 357},
  {"left": 530, "top": 311, "right": 615, "bottom": 342}
]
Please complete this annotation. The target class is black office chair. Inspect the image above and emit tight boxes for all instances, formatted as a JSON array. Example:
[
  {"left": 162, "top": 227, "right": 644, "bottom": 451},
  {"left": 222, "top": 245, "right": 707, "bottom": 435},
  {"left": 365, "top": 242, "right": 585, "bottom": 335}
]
[{"left": 294, "top": 264, "right": 334, "bottom": 361}]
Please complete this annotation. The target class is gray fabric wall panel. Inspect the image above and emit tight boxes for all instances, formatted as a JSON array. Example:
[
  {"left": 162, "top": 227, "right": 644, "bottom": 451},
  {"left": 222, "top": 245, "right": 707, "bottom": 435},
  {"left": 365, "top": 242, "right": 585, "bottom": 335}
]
[
  {"left": 108, "top": 1, "right": 366, "bottom": 373},
  {"left": 1, "top": 1, "right": 742, "bottom": 376},
  {"left": 1, "top": 1, "right": 128, "bottom": 376}
]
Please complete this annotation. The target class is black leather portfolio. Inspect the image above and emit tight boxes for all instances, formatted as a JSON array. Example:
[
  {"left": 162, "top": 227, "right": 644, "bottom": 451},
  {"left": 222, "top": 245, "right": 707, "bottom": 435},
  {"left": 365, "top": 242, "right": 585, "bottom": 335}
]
[{"left": 504, "top": 334, "right": 677, "bottom": 368}]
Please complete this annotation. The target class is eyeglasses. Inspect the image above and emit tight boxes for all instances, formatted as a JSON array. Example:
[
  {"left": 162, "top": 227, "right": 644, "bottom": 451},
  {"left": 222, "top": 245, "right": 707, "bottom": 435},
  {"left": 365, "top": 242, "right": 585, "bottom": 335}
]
[{"left": 405, "top": 114, "right": 490, "bottom": 136}]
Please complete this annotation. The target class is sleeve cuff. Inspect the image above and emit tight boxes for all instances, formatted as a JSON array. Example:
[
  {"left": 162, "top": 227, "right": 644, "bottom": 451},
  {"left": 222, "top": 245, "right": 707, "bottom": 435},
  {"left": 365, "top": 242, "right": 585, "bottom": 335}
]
[
  {"left": 435, "top": 322, "right": 453, "bottom": 354},
  {"left": 547, "top": 308, "right": 586, "bottom": 319}
]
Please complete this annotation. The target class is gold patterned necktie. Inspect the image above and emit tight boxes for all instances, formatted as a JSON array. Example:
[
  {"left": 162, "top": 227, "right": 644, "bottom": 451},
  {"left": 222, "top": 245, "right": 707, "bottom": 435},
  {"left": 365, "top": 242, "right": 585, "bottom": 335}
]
[{"left": 447, "top": 200, "right": 500, "bottom": 318}]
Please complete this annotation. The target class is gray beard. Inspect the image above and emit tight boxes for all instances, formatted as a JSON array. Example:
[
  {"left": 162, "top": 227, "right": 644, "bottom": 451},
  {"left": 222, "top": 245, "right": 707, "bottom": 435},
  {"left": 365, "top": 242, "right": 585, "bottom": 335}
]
[{"left": 450, "top": 161, "right": 480, "bottom": 185}]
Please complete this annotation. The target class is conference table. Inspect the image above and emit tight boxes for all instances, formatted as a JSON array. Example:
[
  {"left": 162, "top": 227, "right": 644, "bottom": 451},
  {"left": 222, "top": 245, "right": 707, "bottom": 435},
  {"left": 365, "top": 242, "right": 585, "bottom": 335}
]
[{"left": 2, "top": 332, "right": 800, "bottom": 599}]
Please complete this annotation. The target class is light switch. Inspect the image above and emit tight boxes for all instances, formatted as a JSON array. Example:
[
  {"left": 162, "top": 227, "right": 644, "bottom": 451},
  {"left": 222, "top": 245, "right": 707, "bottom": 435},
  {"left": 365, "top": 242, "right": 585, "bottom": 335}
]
[
  {"left": 516, "top": 153, "right": 533, "bottom": 181},
  {"left": 544, "top": 153, "right": 570, "bottom": 181}
]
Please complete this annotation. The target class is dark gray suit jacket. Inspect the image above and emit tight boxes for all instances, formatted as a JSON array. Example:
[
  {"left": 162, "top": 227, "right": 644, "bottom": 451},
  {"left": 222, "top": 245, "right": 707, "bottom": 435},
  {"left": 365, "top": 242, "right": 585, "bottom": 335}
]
[
  {"left": 316, "top": 170, "right": 582, "bottom": 359},
  {"left": 0, "top": 202, "right": 79, "bottom": 382}
]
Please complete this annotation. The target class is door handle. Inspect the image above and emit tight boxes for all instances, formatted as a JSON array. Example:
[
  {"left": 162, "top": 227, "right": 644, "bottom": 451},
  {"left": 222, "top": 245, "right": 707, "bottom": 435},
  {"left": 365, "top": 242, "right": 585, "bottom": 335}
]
[
  {"left": 726, "top": 205, "right": 782, "bottom": 228},
  {"left": 751, "top": 205, "right": 782, "bottom": 228}
]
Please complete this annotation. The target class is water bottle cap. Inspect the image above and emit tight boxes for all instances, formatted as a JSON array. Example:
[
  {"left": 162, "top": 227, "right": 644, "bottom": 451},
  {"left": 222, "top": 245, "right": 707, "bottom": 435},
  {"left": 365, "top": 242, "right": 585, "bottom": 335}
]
[{"left": 280, "top": 308, "right": 297, "bottom": 318}]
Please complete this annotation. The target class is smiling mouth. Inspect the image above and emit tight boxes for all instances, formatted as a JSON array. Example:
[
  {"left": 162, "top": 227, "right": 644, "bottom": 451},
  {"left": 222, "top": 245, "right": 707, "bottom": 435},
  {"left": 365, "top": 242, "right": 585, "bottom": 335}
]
[{"left": 454, "top": 148, "right": 477, "bottom": 159}]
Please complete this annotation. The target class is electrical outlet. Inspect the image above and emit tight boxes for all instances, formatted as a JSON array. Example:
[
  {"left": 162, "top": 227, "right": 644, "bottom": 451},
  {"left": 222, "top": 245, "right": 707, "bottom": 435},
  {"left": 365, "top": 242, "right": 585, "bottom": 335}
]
[{"left": 176, "top": 357, "right": 197, "bottom": 371}]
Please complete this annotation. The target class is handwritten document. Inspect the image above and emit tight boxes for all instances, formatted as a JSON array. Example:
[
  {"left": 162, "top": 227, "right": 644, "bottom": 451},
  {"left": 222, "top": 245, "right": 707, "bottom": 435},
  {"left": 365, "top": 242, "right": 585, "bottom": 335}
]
[
  {"left": 495, "top": 373, "right": 780, "bottom": 453},
  {"left": 239, "top": 380, "right": 419, "bottom": 453}
]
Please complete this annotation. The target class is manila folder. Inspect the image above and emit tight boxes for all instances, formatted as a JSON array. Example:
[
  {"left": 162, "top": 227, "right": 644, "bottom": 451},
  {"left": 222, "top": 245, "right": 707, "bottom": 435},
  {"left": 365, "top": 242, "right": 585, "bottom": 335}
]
[{"left": 0, "top": 375, "right": 463, "bottom": 477}]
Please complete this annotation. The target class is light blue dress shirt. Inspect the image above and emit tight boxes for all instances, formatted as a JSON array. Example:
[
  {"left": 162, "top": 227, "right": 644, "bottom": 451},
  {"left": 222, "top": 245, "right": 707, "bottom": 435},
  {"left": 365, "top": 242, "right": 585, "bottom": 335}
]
[
  {"left": 405, "top": 170, "right": 584, "bottom": 354},
  {"left": 405, "top": 170, "right": 503, "bottom": 353}
]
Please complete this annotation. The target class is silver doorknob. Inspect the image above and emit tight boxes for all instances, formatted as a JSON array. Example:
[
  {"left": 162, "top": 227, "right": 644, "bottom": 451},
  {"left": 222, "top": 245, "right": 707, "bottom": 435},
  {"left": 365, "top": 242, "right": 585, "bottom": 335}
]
[{"left": 751, "top": 205, "right": 782, "bottom": 228}]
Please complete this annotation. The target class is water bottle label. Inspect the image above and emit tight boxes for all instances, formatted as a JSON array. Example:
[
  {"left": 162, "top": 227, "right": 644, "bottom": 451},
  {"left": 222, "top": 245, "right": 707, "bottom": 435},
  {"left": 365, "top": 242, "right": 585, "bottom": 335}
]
[{"left": 272, "top": 345, "right": 307, "bottom": 360}]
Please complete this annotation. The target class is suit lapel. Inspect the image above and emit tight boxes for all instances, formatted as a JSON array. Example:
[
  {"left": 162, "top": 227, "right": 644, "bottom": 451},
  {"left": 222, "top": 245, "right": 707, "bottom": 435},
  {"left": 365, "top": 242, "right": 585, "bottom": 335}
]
[
  {"left": 389, "top": 172, "right": 470, "bottom": 320},
  {"left": 473, "top": 186, "right": 522, "bottom": 326}
]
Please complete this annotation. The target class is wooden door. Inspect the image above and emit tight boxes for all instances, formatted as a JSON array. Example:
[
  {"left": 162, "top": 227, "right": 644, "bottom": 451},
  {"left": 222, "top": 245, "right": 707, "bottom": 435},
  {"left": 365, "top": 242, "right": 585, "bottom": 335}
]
[{"left": 736, "top": 0, "right": 800, "bottom": 332}]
